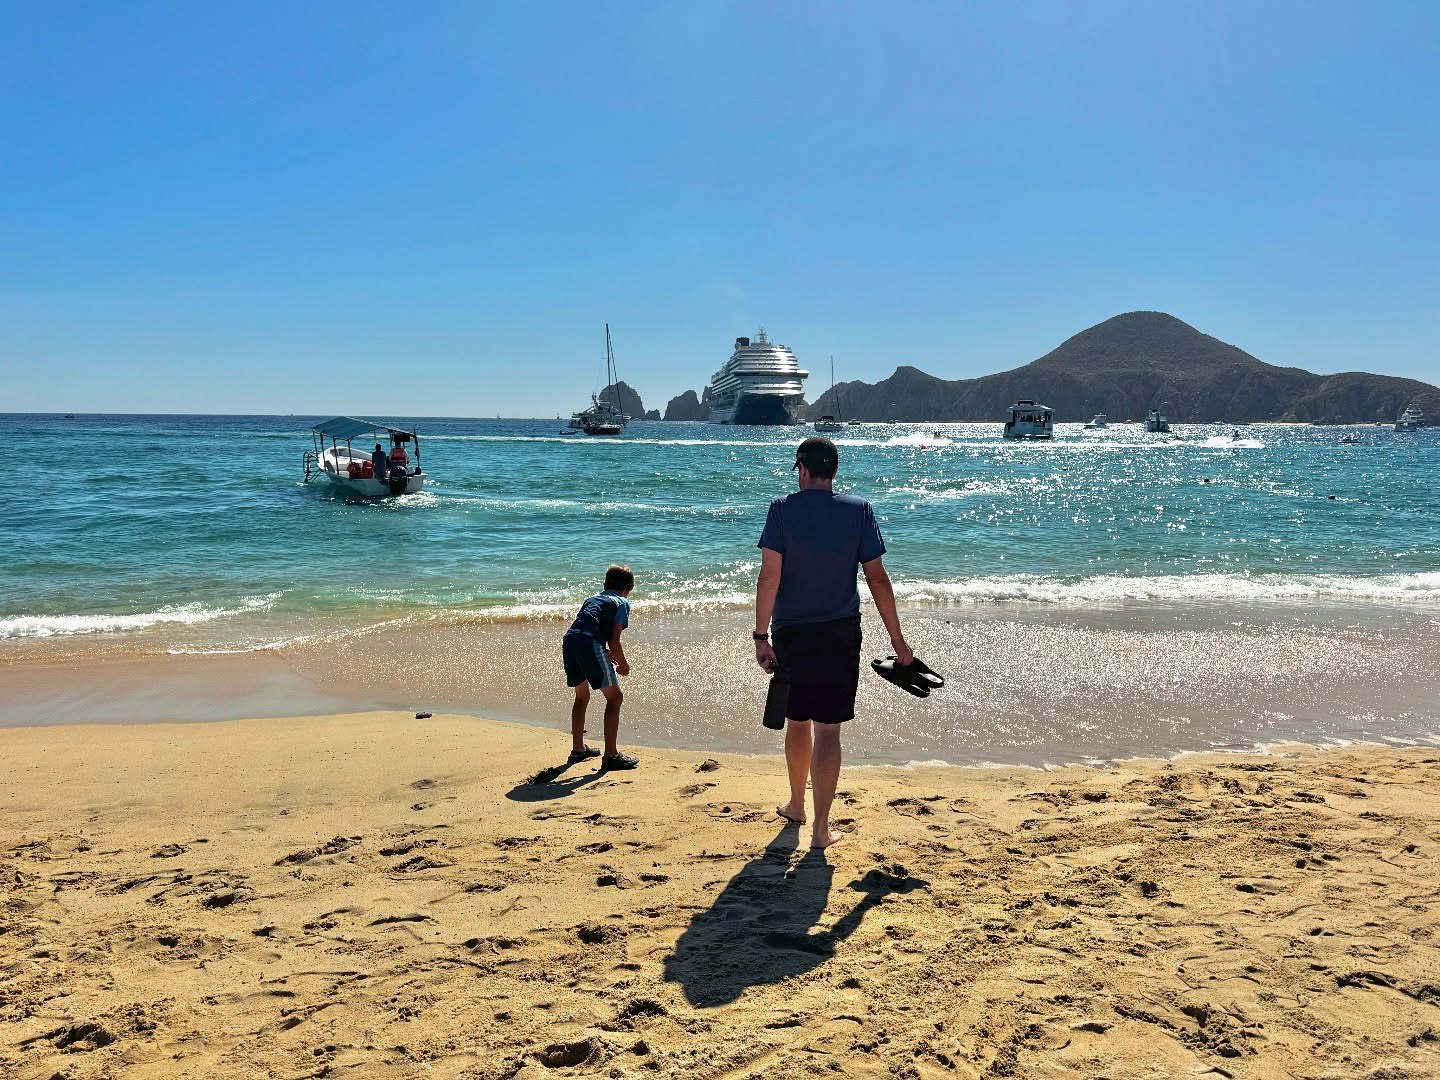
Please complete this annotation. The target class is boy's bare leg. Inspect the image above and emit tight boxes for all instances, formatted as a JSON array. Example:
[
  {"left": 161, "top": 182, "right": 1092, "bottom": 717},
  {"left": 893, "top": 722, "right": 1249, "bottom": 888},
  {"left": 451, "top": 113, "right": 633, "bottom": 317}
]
[
  {"left": 809, "top": 723, "right": 844, "bottom": 848},
  {"left": 600, "top": 686, "right": 623, "bottom": 756},
  {"left": 778, "top": 719, "right": 811, "bottom": 823},
  {"left": 570, "top": 684, "right": 591, "bottom": 754}
]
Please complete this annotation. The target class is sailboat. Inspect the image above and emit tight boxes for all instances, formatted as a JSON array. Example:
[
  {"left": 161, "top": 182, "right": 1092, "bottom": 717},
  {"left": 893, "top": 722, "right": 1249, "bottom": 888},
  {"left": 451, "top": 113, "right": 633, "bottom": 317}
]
[
  {"left": 813, "top": 356, "right": 844, "bottom": 433},
  {"left": 570, "top": 324, "right": 627, "bottom": 436}
]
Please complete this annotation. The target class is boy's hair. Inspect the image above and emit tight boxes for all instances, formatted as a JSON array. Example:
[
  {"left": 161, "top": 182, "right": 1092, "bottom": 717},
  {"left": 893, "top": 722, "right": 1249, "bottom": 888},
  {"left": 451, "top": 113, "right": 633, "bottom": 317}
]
[{"left": 604, "top": 564, "right": 635, "bottom": 592}]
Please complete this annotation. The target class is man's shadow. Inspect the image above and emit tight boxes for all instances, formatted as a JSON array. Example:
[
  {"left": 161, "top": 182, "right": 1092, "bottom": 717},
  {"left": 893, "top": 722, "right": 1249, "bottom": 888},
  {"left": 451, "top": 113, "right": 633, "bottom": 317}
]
[{"left": 663, "top": 823, "right": 928, "bottom": 1007}]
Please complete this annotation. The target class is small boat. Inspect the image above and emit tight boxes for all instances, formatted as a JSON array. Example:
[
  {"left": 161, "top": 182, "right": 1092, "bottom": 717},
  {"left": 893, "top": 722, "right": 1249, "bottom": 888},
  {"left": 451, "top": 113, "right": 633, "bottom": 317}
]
[
  {"left": 62, "top": 413, "right": 76, "bottom": 419},
  {"left": 1144, "top": 406, "right": 1171, "bottom": 433},
  {"left": 1003, "top": 399, "right": 1053, "bottom": 440},
  {"left": 570, "top": 324, "right": 627, "bottom": 436},
  {"left": 1341, "top": 434, "right": 1360, "bottom": 444},
  {"left": 1395, "top": 403, "right": 1427, "bottom": 431},
  {"left": 304, "top": 417, "right": 425, "bottom": 497},
  {"left": 1084, "top": 413, "right": 1108, "bottom": 429},
  {"left": 813, "top": 357, "right": 846, "bottom": 432}
]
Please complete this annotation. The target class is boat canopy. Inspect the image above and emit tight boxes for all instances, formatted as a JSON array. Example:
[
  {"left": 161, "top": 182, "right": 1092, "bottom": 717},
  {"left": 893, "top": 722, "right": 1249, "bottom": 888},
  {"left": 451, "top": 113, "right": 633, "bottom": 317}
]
[{"left": 311, "top": 417, "right": 416, "bottom": 443}]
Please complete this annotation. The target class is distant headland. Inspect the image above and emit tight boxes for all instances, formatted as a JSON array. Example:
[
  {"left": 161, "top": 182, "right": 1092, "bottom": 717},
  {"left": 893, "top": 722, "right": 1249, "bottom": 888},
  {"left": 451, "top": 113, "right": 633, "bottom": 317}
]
[{"left": 650, "top": 312, "right": 1437, "bottom": 424}]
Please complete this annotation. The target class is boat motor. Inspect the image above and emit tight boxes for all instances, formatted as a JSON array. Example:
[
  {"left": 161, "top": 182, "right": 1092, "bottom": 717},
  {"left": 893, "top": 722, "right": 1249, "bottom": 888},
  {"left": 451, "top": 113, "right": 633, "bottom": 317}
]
[{"left": 388, "top": 469, "right": 409, "bottom": 496}]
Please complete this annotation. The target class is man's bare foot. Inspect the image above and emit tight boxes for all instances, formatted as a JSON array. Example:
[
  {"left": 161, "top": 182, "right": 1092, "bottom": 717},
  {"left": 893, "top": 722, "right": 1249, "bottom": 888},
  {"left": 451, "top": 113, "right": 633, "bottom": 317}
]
[
  {"left": 810, "top": 827, "right": 845, "bottom": 849},
  {"left": 776, "top": 803, "right": 806, "bottom": 825}
]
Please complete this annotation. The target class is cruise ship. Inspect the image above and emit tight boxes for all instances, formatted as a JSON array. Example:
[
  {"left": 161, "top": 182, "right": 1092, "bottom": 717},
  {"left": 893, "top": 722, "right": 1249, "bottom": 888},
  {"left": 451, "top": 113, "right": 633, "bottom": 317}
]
[{"left": 702, "top": 328, "right": 809, "bottom": 425}]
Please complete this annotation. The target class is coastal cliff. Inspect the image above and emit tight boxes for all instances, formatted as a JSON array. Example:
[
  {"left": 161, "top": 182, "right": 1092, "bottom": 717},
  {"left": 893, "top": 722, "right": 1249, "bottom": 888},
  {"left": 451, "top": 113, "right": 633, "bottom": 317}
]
[{"left": 799, "top": 312, "right": 1437, "bottom": 423}]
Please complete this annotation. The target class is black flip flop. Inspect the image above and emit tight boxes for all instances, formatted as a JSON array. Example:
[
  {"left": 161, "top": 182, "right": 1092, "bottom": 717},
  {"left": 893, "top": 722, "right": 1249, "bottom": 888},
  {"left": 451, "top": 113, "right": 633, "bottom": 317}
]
[
  {"left": 870, "top": 655, "right": 946, "bottom": 698},
  {"left": 906, "top": 657, "right": 946, "bottom": 689}
]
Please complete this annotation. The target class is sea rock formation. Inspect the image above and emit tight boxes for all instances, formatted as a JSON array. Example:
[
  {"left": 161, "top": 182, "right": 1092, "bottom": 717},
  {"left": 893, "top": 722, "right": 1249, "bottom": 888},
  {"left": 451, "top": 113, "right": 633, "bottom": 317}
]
[
  {"left": 662, "top": 390, "right": 708, "bottom": 421},
  {"left": 597, "top": 381, "right": 646, "bottom": 419},
  {"left": 801, "top": 312, "right": 1438, "bottom": 423}
]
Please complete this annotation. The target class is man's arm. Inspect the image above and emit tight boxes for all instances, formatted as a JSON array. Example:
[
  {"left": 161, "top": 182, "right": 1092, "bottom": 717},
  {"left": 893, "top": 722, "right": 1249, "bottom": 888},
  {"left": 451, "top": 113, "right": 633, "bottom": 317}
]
[
  {"left": 753, "top": 548, "right": 782, "bottom": 672},
  {"left": 608, "top": 623, "right": 629, "bottom": 676},
  {"left": 862, "top": 556, "right": 913, "bottom": 665}
]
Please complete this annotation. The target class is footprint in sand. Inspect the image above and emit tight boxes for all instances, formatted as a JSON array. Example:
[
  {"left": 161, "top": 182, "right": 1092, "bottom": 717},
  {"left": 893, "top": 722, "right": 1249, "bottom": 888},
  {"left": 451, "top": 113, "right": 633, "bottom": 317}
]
[
  {"left": 391, "top": 855, "right": 451, "bottom": 873},
  {"left": 274, "top": 836, "right": 357, "bottom": 866},
  {"left": 379, "top": 839, "right": 435, "bottom": 857},
  {"left": 887, "top": 796, "right": 945, "bottom": 817}
]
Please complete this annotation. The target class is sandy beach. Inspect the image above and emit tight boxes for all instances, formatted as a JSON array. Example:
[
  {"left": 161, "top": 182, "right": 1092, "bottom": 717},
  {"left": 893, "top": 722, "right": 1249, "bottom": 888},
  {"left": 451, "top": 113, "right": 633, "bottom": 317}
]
[{"left": 3, "top": 711, "right": 1439, "bottom": 1078}]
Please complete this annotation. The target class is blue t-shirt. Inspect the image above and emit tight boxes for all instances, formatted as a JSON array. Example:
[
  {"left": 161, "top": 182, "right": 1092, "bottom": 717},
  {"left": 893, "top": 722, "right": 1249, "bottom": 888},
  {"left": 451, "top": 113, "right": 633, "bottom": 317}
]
[
  {"left": 758, "top": 489, "right": 886, "bottom": 627},
  {"left": 566, "top": 590, "right": 631, "bottom": 641}
]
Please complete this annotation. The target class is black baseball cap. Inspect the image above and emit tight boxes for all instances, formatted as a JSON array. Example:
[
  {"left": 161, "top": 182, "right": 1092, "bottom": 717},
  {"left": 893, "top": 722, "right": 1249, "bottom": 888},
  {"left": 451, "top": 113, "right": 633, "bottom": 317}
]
[{"left": 793, "top": 436, "right": 839, "bottom": 475}]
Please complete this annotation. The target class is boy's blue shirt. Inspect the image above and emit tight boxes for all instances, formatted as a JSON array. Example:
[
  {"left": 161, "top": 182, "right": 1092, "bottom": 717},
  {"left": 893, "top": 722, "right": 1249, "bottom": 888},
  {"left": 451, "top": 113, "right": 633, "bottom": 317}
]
[{"left": 566, "top": 589, "right": 630, "bottom": 641}]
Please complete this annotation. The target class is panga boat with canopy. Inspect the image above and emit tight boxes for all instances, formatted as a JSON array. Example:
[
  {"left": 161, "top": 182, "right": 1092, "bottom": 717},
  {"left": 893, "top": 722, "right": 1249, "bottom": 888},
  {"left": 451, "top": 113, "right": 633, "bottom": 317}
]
[
  {"left": 1003, "top": 399, "right": 1054, "bottom": 440},
  {"left": 303, "top": 417, "right": 425, "bottom": 497}
]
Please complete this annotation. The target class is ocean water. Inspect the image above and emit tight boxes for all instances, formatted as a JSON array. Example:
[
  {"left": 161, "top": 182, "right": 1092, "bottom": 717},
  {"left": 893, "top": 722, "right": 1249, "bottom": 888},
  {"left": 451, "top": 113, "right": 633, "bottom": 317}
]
[{"left": 2, "top": 413, "right": 1437, "bottom": 654}]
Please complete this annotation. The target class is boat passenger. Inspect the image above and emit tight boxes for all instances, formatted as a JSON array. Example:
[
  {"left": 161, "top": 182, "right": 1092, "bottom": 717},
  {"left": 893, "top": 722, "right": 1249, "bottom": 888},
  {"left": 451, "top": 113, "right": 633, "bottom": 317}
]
[
  {"left": 371, "top": 443, "right": 389, "bottom": 481},
  {"left": 389, "top": 443, "right": 409, "bottom": 473}
]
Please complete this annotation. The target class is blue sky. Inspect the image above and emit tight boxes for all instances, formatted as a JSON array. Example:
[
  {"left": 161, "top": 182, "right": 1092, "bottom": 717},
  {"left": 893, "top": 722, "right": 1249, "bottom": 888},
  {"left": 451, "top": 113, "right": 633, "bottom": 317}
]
[{"left": 3, "top": 1, "right": 1437, "bottom": 415}]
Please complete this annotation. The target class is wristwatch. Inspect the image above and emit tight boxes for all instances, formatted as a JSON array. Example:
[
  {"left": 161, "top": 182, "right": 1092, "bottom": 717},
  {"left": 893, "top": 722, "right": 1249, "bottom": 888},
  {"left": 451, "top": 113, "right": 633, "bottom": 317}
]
[{"left": 752, "top": 632, "right": 769, "bottom": 641}]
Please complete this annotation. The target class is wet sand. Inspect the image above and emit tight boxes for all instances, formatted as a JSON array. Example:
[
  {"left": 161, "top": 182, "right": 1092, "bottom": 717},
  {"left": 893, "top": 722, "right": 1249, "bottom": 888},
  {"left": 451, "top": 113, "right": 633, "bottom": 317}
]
[
  {"left": 2, "top": 712, "right": 1440, "bottom": 1078},
  {"left": 7, "top": 601, "right": 1438, "bottom": 766}
]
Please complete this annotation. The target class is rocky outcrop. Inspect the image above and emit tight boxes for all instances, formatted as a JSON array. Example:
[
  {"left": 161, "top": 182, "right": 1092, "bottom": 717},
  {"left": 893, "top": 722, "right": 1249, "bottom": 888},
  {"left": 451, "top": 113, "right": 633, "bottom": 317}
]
[
  {"left": 801, "top": 312, "right": 1438, "bottom": 423},
  {"left": 597, "top": 382, "right": 646, "bottom": 419},
  {"left": 663, "top": 390, "right": 708, "bottom": 421},
  {"left": 643, "top": 409, "right": 661, "bottom": 421}
]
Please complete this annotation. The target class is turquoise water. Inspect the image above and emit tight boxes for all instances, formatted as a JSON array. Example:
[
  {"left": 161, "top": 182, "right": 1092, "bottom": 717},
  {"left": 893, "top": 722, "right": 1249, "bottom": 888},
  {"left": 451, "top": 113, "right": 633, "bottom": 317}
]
[{"left": 2, "top": 413, "right": 1437, "bottom": 650}]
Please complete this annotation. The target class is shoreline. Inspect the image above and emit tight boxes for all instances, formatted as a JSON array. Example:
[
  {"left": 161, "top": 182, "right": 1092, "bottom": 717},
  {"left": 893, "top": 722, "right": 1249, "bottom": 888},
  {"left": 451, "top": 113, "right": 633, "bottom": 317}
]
[
  {"left": 4, "top": 600, "right": 1438, "bottom": 769},
  {"left": 3, "top": 711, "right": 1439, "bottom": 1078}
]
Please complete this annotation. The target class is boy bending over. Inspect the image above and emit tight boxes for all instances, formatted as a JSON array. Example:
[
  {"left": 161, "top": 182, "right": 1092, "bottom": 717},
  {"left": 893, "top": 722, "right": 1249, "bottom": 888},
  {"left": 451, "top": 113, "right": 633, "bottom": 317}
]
[{"left": 562, "top": 564, "right": 638, "bottom": 770}]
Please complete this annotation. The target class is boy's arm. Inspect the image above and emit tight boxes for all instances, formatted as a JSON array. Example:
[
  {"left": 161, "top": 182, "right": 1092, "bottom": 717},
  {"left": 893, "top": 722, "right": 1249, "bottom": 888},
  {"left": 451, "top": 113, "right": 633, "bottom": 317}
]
[{"left": 608, "top": 623, "right": 629, "bottom": 676}]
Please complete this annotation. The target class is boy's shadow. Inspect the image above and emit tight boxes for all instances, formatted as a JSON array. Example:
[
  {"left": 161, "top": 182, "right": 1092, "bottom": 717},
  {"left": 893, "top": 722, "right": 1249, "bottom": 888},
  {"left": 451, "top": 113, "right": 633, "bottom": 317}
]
[
  {"left": 663, "top": 823, "right": 928, "bottom": 1007},
  {"left": 504, "top": 759, "right": 608, "bottom": 803}
]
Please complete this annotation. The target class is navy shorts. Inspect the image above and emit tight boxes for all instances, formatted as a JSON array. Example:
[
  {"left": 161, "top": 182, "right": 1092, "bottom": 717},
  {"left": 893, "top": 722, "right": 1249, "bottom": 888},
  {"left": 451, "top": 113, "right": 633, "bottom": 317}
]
[
  {"left": 773, "top": 615, "right": 862, "bottom": 724},
  {"left": 563, "top": 632, "right": 617, "bottom": 690}
]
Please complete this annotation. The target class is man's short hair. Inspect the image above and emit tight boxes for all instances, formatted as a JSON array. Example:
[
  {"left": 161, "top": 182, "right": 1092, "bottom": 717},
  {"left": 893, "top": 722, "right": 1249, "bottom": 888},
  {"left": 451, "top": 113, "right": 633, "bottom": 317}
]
[
  {"left": 793, "top": 436, "right": 839, "bottom": 480},
  {"left": 605, "top": 564, "right": 635, "bottom": 592}
]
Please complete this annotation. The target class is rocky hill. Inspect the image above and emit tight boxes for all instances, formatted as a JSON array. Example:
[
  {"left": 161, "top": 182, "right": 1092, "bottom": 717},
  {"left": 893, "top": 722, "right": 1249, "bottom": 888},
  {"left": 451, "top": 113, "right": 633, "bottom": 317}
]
[
  {"left": 800, "top": 312, "right": 1437, "bottom": 424},
  {"left": 662, "top": 390, "right": 708, "bottom": 421}
]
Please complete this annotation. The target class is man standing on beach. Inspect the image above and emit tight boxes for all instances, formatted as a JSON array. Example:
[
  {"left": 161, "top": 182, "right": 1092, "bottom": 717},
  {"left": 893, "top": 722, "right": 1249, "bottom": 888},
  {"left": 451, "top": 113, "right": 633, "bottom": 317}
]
[{"left": 753, "top": 437, "right": 913, "bottom": 849}]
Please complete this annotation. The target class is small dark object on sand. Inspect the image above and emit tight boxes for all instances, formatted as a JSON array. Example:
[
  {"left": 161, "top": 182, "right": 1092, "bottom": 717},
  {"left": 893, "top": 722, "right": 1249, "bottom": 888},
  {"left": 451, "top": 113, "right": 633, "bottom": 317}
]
[{"left": 414, "top": 712, "right": 432, "bottom": 719}]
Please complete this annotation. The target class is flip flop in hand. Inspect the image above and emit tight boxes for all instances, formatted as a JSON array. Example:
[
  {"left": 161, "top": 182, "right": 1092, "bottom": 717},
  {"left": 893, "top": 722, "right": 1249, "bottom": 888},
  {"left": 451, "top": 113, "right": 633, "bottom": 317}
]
[{"left": 871, "top": 655, "right": 946, "bottom": 698}]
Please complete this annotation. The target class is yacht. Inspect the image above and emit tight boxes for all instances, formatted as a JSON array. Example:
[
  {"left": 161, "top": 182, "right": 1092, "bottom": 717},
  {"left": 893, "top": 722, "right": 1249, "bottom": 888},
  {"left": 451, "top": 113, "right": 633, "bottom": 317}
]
[
  {"left": 1003, "top": 399, "right": 1053, "bottom": 440},
  {"left": 1395, "top": 403, "right": 1426, "bottom": 431},
  {"left": 1084, "top": 413, "right": 1108, "bottom": 429},
  {"left": 703, "top": 328, "right": 808, "bottom": 425},
  {"left": 1144, "top": 406, "right": 1171, "bottom": 433},
  {"left": 569, "top": 324, "right": 627, "bottom": 436},
  {"left": 812, "top": 355, "right": 845, "bottom": 432}
]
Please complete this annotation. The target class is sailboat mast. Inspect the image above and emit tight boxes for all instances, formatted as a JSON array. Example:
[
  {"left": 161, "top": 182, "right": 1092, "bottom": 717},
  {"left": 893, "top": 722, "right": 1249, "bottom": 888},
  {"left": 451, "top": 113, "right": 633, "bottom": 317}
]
[{"left": 605, "top": 323, "right": 617, "bottom": 416}]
